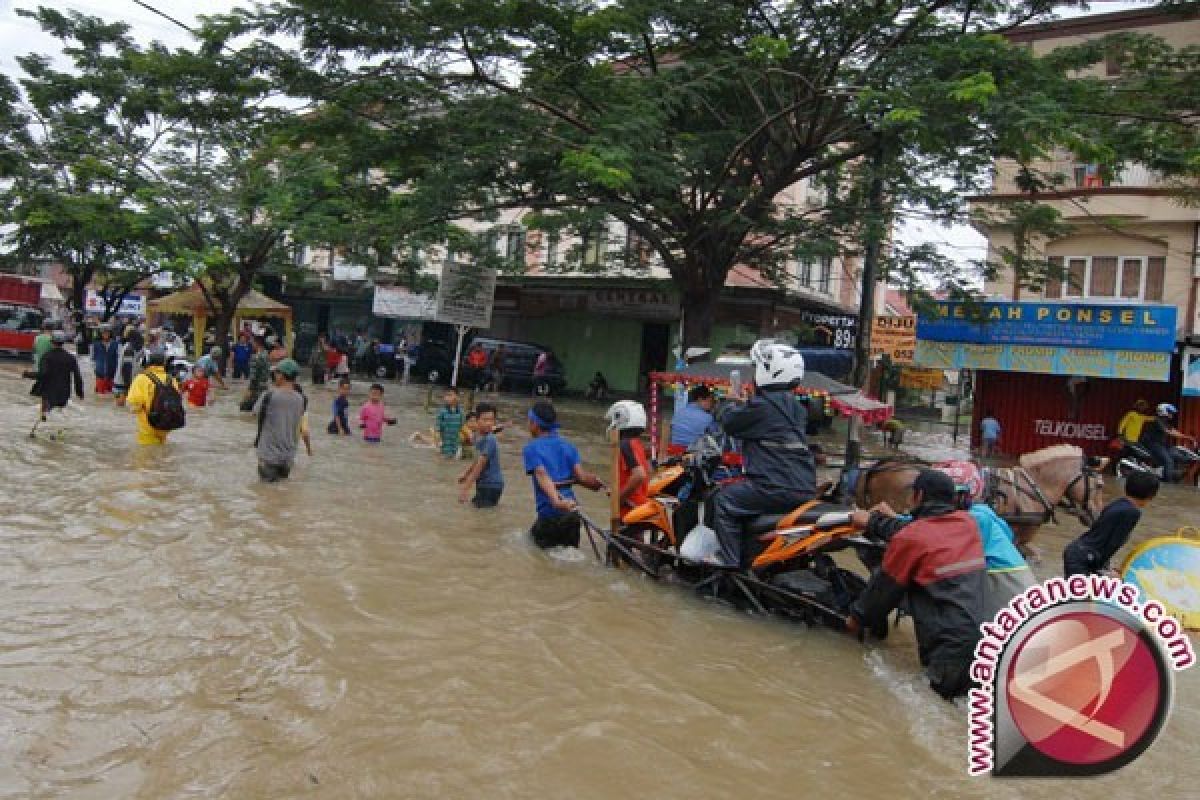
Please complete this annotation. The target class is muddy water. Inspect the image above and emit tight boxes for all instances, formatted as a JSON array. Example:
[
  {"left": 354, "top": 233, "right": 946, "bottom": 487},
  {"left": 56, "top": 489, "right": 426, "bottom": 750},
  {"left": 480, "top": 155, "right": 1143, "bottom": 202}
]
[{"left": 0, "top": 361, "right": 1197, "bottom": 799}]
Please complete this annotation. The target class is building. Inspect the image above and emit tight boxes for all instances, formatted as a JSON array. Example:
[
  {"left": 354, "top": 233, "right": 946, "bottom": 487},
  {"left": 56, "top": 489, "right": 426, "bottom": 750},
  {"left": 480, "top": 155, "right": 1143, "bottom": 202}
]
[
  {"left": 291, "top": 172, "right": 869, "bottom": 393},
  {"left": 965, "top": 6, "right": 1200, "bottom": 452}
]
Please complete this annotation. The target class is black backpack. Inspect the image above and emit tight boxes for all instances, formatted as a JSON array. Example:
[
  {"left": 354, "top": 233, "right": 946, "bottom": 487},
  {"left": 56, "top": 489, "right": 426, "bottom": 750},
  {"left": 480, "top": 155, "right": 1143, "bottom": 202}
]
[{"left": 145, "top": 371, "right": 187, "bottom": 431}]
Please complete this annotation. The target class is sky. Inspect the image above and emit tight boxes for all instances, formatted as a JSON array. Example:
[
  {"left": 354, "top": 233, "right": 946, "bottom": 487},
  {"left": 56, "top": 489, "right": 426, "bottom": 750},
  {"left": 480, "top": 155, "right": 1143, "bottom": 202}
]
[{"left": 0, "top": 0, "right": 1159, "bottom": 278}]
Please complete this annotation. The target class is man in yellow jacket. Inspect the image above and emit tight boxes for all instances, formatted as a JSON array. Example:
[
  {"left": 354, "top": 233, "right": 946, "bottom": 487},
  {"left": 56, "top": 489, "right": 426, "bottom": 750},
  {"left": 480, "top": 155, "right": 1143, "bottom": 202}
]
[
  {"left": 1117, "top": 399, "right": 1153, "bottom": 445},
  {"left": 127, "top": 345, "right": 172, "bottom": 445}
]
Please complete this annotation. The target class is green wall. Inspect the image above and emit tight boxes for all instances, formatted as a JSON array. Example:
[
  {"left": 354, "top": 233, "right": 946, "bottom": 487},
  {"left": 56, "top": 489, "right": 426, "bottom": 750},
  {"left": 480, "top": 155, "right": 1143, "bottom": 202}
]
[{"left": 523, "top": 313, "right": 644, "bottom": 392}]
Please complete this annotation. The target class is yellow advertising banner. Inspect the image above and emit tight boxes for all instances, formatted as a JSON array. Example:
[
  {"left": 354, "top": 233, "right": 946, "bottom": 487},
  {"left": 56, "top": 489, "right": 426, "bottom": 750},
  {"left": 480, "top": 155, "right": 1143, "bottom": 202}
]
[
  {"left": 871, "top": 316, "right": 916, "bottom": 363},
  {"left": 1008, "top": 345, "right": 1057, "bottom": 374},
  {"left": 899, "top": 367, "right": 944, "bottom": 390},
  {"left": 962, "top": 344, "right": 1007, "bottom": 371}
]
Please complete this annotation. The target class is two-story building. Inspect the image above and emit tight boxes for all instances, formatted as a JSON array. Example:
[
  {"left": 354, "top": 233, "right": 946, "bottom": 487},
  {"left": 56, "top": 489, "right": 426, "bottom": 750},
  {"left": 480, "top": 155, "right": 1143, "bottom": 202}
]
[{"left": 964, "top": 6, "right": 1200, "bottom": 454}]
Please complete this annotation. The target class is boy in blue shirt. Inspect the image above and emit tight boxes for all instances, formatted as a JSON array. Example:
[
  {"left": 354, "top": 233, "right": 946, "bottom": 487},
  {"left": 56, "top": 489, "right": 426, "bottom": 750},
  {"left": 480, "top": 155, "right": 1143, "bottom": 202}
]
[
  {"left": 458, "top": 403, "right": 504, "bottom": 507},
  {"left": 327, "top": 378, "right": 352, "bottom": 434},
  {"left": 980, "top": 410, "right": 1001, "bottom": 459},
  {"left": 522, "top": 401, "right": 605, "bottom": 548}
]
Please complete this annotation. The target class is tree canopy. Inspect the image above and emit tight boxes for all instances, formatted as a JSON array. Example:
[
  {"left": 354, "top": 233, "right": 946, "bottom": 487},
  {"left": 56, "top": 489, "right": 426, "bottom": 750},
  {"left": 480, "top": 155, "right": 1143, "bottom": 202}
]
[{"left": 214, "top": 0, "right": 1198, "bottom": 346}]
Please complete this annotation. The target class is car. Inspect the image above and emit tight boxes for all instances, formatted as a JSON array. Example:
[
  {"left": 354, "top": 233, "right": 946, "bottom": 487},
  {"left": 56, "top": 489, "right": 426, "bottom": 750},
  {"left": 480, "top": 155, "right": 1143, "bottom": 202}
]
[{"left": 459, "top": 336, "right": 565, "bottom": 396}]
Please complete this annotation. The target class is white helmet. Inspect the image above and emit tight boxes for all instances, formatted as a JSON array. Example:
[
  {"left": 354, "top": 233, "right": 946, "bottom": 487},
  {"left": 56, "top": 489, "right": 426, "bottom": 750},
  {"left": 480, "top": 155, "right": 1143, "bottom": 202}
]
[
  {"left": 1157, "top": 403, "right": 1177, "bottom": 418},
  {"left": 751, "top": 339, "right": 805, "bottom": 389},
  {"left": 606, "top": 400, "right": 647, "bottom": 432}
]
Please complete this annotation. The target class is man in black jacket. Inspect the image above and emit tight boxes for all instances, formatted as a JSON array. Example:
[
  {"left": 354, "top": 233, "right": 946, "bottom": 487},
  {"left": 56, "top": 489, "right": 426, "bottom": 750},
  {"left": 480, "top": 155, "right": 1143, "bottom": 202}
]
[
  {"left": 848, "top": 469, "right": 986, "bottom": 699},
  {"left": 31, "top": 331, "right": 84, "bottom": 435},
  {"left": 710, "top": 340, "right": 817, "bottom": 568},
  {"left": 1063, "top": 470, "right": 1158, "bottom": 576}
]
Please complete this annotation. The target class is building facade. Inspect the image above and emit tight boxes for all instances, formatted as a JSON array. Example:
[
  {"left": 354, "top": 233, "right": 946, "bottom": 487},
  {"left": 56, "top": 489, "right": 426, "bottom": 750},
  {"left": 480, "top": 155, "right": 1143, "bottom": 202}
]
[{"left": 967, "top": 7, "right": 1200, "bottom": 449}]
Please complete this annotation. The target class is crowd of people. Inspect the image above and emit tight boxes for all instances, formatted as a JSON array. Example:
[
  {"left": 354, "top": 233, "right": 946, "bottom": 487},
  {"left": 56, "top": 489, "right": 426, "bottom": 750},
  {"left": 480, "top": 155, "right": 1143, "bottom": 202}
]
[{"left": 22, "top": 328, "right": 1167, "bottom": 703}]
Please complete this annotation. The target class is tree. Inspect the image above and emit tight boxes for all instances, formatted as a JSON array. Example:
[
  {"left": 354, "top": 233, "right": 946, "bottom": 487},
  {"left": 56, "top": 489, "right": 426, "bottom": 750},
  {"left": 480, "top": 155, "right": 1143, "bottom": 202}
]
[
  {"left": 0, "top": 12, "right": 171, "bottom": 331},
  {"left": 222, "top": 0, "right": 1143, "bottom": 348},
  {"left": 0, "top": 7, "right": 356, "bottom": 347}
]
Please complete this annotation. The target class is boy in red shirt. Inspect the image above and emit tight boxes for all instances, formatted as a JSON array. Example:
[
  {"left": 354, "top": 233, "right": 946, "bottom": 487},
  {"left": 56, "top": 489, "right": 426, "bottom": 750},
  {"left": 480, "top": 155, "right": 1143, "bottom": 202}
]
[
  {"left": 182, "top": 366, "right": 212, "bottom": 408},
  {"left": 606, "top": 400, "right": 651, "bottom": 513}
]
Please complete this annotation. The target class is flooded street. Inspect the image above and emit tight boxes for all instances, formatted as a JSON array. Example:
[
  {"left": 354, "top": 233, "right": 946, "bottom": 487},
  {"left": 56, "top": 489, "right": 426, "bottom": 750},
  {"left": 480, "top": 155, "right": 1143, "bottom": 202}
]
[{"left": 1, "top": 361, "right": 1198, "bottom": 799}]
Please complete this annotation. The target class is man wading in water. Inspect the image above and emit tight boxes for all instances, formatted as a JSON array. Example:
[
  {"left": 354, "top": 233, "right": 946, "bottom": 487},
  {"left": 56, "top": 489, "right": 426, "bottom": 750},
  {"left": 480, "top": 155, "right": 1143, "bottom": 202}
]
[
  {"left": 253, "top": 358, "right": 312, "bottom": 482},
  {"left": 30, "top": 331, "right": 84, "bottom": 438}
]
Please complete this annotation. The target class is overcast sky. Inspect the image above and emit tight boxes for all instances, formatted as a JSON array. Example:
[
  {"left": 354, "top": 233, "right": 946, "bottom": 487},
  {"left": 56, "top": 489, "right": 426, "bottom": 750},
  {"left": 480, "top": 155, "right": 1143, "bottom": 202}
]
[{"left": 0, "top": 0, "right": 1159, "bottom": 277}]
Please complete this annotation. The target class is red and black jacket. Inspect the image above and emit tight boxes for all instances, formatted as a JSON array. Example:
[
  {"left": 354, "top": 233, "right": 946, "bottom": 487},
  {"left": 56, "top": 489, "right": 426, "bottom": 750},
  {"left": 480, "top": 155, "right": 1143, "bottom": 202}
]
[{"left": 853, "top": 504, "right": 986, "bottom": 690}]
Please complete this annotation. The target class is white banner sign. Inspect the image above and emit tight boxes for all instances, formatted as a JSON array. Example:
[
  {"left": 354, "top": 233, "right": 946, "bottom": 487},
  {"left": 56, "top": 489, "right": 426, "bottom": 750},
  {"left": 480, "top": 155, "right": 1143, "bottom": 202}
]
[
  {"left": 85, "top": 289, "right": 145, "bottom": 316},
  {"left": 436, "top": 260, "right": 496, "bottom": 328},
  {"left": 372, "top": 286, "right": 437, "bottom": 320}
]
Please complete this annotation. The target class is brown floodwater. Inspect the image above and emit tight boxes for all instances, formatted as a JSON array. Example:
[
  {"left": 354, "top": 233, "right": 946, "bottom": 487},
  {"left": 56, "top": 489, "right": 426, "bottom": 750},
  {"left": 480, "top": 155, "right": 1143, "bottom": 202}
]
[{"left": 0, "top": 361, "right": 1197, "bottom": 799}]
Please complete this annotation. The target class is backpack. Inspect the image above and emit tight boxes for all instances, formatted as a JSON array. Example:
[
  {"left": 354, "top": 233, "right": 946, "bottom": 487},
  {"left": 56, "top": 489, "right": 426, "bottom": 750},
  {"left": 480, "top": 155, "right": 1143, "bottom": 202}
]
[{"left": 145, "top": 371, "right": 187, "bottom": 431}]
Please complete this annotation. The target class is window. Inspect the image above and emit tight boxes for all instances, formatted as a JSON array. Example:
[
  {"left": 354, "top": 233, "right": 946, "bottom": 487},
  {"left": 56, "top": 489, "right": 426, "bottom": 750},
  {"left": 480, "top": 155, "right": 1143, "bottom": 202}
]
[
  {"left": 1072, "top": 164, "right": 1106, "bottom": 189},
  {"left": 1045, "top": 255, "right": 1166, "bottom": 302},
  {"left": 488, "top": 226, "right": 526, "bottom": 267},
  {"left": 797, "top": 258, "right": 813, "bottom": 289},
  {"left": 581, "top": 227, "right": 606, "bottom": 268},
  {"left": 545, "top": 231, "right": 560, "bottom": 269},
  {"left": 816, "top": 256, "right": 833, "bottom": 294}
]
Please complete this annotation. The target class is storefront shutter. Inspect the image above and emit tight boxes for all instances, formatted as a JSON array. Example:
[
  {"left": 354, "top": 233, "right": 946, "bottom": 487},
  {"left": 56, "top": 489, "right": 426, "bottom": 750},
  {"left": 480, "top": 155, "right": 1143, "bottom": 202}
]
[
  {"left": 1045, "top": 256, "right": 1063, "bottom": 298},
  {"left": 1146, "top": 257, "right": 1165, "bottom": 302},
  {"left": 1090, "top": 256, "right": 1117, "bottom": 297}
]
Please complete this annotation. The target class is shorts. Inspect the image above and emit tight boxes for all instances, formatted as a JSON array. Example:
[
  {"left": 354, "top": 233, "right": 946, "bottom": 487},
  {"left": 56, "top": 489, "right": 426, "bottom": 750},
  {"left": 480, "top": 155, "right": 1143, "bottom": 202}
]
[
  {"left": 531, "top": 513, "right": 581, "bottom": 549},
  {"left": 258, "top": 461, "right": 293, "bottom": 483},
  {"left": 364, "top": 436, "right": 381, "bottom": 444},
  {"left": 472, "top": 486, "right": 503, "bottom": 508}
]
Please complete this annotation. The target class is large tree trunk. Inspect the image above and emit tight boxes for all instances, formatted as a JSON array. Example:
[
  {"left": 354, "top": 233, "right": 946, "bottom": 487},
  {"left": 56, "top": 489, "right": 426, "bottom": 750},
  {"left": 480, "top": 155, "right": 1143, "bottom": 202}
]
[{"left": 680, "top": 286, "right": 719, "bottom": 351}]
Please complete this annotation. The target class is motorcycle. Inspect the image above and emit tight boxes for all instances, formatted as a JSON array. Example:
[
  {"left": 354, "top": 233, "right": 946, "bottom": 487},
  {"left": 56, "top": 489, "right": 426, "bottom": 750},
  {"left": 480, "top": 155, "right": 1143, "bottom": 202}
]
[
  {"left": 1116, "top": 437, "right": 1200, "bottom": 487},
  {"left": 590, "top": 435, "right": 881, "bottom": 629}
]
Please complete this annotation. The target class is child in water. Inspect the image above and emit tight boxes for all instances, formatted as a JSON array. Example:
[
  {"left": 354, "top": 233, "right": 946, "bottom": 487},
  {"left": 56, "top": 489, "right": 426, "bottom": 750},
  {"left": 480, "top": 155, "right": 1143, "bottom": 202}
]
[
  {"left": 182, "top": 365, "right": 211, "bottom": 408},
  {"left": 328, "top": 378, "right": 352, "bottom": 434},
  {"left": 436, "top": 388, "right": 465, "bottom": 457},
  {"left": 358, "top": 383, "right": 396, "bottom": 443}
]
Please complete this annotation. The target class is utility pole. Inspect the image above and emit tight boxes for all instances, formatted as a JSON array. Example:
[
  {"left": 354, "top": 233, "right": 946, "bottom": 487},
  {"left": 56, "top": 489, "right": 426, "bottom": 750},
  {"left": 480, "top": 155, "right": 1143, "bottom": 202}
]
[{"left": 845, "top": 138, "right": 887, "bottom": 471}]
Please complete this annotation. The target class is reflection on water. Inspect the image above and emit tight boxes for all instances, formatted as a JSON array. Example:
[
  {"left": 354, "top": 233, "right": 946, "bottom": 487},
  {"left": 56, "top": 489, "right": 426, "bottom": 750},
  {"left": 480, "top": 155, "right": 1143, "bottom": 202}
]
[{"left": 0, "top": 362, "right": 1197, "bottom": 799}]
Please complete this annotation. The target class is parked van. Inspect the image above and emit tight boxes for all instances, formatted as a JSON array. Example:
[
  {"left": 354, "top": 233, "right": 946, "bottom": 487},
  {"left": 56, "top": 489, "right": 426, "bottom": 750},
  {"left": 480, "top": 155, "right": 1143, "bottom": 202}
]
[{"left": 461, "top": 336, "right": 566, "bottom": 396}]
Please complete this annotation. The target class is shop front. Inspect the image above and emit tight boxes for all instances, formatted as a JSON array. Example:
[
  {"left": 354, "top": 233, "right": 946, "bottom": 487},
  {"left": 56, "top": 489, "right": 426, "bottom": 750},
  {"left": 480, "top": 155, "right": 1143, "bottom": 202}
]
[{"left": 916, "top": 300, "right": 1179, "bottom": 456}]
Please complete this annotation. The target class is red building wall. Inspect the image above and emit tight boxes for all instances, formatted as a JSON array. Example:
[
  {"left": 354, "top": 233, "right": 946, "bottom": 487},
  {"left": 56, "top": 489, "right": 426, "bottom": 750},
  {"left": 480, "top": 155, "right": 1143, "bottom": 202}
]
[{"left": 972, "top": 371, "right": 1178, "bottom": 457}]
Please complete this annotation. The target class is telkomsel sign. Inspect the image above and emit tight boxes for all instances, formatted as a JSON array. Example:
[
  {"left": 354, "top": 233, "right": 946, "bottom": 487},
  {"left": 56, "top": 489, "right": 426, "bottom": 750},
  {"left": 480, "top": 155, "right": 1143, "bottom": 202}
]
[{"left": 968, "top": 576, "right": 1194, "bottom": 777}]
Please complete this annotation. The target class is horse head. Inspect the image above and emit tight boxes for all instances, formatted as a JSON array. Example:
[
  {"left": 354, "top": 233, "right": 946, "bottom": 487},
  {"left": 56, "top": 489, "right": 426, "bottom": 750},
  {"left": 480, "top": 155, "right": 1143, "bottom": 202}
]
[{"left": 1019, "top": 445, "right": 1106, "bottom": 526}]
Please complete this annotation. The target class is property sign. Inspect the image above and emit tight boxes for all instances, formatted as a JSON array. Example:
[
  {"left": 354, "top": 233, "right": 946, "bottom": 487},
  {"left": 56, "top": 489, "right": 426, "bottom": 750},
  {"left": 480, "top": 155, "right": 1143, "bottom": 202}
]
[
  {"left": 798, "top": 311, "right": 857, "bottom": 349},
  {"left": 870, "top": 315, "right": 916, "bottom": 363},
  {"left": 435, "top": 260, "right": 497, "bottom": 328},
  {"left": 373, "top": 286, "right": 437, "bottom": 320},
  {"left": 84, "top": 289, "right": 145, "bottom": 316},
  {"left": 917, "top": 301, "right": 1177, "bottom": 352}
]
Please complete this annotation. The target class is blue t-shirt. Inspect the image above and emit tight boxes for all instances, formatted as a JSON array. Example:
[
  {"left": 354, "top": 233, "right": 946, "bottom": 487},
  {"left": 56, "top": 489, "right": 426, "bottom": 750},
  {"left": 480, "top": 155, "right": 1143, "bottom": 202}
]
[
  {"left": 981, "top": 417, "right": 1001, "bottom": 440},
  {"left": 522, "top": 433, "right": 581, "bottom": 518},
  {"left": 476, "top": 433, "right": 504, "bottom": 489},
  {"left": 332, "top": 394, "right": 349, "bottom": 419},
  {"left": 670, "top": 402, "right": 717, "bottom": 447},
  {"left": 233, "top": 343, "right": 252, "bottom": 366}
]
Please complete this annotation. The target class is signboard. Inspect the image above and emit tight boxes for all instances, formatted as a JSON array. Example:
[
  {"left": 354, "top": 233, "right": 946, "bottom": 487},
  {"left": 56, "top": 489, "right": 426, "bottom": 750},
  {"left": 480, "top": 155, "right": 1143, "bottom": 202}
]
[
  {"left": 587, "top": 288, "right": 677, "bottom": 320},
  {"left": 915, "top": 340, "right": 1172, "bottom": 382},
  {"left": 84, "top": 289, "right": 145, "bottom": 316},
  {"left": 435, "top": 260, "right": 497, "bottom": 328},
  {"left": 1185, "top": 348, "right": 1200, "bottom": 398},
  {"left": 918, "top": 301, "right": 1177, "bottom": 353},
  {"left": 899, "top": 367, "right": 943, "bottom": 390},
  {"left": 871, "top": 315, "right": 916, "bottom": 363},
  {"left": 798, "top": 311, "right": 857, "bottom": 349},
  {"left": 333, "top": 263, "right": 369, "bottom": 282},
  {"left": 373, "top": 286, "right": 437, "bottom": 320}
]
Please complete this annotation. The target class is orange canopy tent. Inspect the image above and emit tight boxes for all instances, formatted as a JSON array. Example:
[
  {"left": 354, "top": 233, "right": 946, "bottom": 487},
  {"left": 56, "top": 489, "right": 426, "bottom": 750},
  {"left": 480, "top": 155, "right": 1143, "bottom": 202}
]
[{"left": 147, "top": 284, "right": 293, "bottom": 357}]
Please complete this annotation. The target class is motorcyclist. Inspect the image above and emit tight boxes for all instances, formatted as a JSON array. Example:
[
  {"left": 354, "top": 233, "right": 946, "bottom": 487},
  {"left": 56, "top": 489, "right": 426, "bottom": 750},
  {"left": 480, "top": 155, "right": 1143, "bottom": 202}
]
[
  {"left": 1138, "top": 403, "right": 1189, "bottom": 482},
  {"left": 710, "top": 340, "right": 817, "bottom": 568},
  {"left": 606, "top": 400, "right": 652, "bottom": 514}
]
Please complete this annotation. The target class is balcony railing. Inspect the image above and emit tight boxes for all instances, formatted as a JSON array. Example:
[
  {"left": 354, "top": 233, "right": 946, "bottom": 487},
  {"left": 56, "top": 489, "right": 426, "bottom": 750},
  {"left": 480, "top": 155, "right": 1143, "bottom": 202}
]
[{"left": 990, "top": 159, "right": 1169, "bottom": 194}]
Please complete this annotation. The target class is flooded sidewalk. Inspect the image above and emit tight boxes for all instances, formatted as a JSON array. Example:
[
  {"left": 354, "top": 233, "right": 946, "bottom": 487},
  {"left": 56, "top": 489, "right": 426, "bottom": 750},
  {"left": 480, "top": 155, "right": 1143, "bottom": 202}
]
[{"left": 0, "top": 362, "right": 1197, "bottom": 799}]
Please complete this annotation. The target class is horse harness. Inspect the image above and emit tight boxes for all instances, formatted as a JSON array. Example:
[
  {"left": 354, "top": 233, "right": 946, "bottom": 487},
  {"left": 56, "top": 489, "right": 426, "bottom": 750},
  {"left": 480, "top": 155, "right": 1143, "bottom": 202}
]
[{"left": 982, "top": 455, "right": 1101, "bottom": 527}]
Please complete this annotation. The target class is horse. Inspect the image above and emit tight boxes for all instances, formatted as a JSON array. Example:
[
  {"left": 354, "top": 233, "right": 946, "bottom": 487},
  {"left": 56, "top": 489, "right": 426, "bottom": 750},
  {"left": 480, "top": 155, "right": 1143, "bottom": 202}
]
[{"left": 845, "top": 444, "right": 1108, "bottom": 555}]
